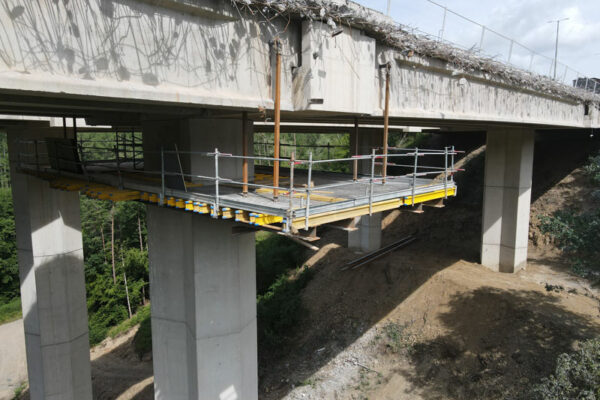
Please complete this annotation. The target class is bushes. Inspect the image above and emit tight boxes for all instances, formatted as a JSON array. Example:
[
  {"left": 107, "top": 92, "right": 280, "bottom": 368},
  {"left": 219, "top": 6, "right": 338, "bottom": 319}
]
[
  {"left": 256, "top": 232, "right": 304, "bottom": 295},
  {"left": 540, "top": 153, "right": 600, "bottom": 278},
  {"left": 0, "top": 188, "right": 18, "bottom": 304},
  {"left": 533, "top": 338, "right": 600, "bottom": 400},
  {"left": 254, "top": 231, "right": 311, "bottom": 345},
  {"left": 257, "top": 266, "right": 314, "bottom": 345}
]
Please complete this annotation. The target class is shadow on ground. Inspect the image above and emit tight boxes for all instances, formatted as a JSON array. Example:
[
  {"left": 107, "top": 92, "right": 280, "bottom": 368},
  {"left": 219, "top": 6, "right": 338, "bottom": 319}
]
[
  {"left": 258, "top": 132, "right": 600, "bottom": 399},
  {"left": 401, "top": 287, "right": 598, "bottom": 400}
]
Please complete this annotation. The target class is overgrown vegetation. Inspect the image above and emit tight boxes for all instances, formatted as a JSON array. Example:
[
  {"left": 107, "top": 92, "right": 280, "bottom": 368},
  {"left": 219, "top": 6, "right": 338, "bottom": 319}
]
[
  {"left": 82, "top": 198, "right": 149, "bottom": 345},
  {"left": 0, "top": 131, "right": 316, "bottom": 354},
  {"left": 0, "top": 188, "right": 18, "bottom": 304},
  {"left": 540, "top": 152, "right": 600, "bottom": 278},
  {"left": 532, "top": 338, "right": 600, "bottom": 400},
  {"left": 256, "top": 231, "right": 305, "bottom": 294},
  {"left": 254, "top": 132, "right": 350, "bottom": 172},
  {"left": 257, "top": 265, "right": 314, "bottom": 345}
]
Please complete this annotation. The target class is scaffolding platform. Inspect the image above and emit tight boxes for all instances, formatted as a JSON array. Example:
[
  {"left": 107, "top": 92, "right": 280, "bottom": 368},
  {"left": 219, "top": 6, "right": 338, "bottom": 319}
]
[{"left": 16, "top": 139, "right": 459, "bottom": 238}]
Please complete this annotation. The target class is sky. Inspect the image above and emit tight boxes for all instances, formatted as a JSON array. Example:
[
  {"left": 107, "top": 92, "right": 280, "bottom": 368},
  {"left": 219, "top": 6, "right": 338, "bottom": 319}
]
[{"left": 357, "top": 0, "right": 600, "bottom": 81}]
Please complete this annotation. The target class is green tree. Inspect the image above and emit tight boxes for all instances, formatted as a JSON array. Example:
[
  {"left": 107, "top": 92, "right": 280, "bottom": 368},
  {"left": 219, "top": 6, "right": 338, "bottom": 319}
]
[{"left": 0, "top": 188, "right": 17, "bottom": 303}]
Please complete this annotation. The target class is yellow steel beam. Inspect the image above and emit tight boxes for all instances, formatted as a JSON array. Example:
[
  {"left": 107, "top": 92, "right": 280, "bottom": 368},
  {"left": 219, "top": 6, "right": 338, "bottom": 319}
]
[{"left": 291, "top": 187, "right": 456, "bottom": 230}]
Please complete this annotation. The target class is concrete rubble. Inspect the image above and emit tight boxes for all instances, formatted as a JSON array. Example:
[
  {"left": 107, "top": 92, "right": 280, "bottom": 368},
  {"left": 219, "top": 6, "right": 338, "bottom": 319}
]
[{"left": 232, "top": 0, "right": 599, "bottom": 104}]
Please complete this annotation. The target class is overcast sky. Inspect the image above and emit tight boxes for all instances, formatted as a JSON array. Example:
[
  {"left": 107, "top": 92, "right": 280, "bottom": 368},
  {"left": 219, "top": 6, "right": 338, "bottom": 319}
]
[{"left": 358, "top": 0, "right": 600, "bottom": 81}]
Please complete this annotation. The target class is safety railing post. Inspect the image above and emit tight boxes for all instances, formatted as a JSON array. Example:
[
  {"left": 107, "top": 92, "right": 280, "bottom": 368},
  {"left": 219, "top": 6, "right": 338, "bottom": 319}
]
[
  {"left": 444, "top": 146, "right": 448, "bottom": 199},
  {"left": 369, "top": 148, "right": 375, "bottom": 215},
  {"left": 160, "top": 146, "right": 165, "bottom": 206},
  {"left": 214, "top": 148, "right": 220, "bottom": 218},
  {"left": 287, "top": 152, "right": 295, "bottom": 233},
  {"left": 54, "top": 143, "right": 60, "bottom": 176},
  {"left": 304, "top": 152, "right": 313, "bottom": 231},
  {"left": 451, "top": 145, "right": 455, "bottom": 185},
  {"left": 353, "top": 118, "right": 359, "bottom": 182},
  {"left": 78, "top": 142, "right": 88, "bottom": 180},
  {"left": 131, "top": 129, "right": 136, "bottom": 169},
  {"left": 34, "top": 140, "right": 39, "bottom": 175},
  {"left": 115, "top": 144, "right": 123, "bottom": 189},
  {"left": 412, "top": 147, "right": 418, "bottom": 206}
]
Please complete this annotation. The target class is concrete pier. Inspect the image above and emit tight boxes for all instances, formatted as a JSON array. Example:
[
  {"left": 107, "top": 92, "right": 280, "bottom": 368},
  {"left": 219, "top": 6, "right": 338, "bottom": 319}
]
[
  {"left": 348, "top": 214, "right": 383, "bottom": 253},
  {"left": 481, "top": 128, "right": 535, "bottom": 273},
  {"left": 144, "top": 117, "right": 258, "bottom": 399},
  {"left": 7, "top": 127, "right": 93, "bottom": 400},
  {"left": 347, "top": 128, "right": 384, "bottom": 252},
  {"left": 147, "top": 208, "right": 257, "bottom": 400}
]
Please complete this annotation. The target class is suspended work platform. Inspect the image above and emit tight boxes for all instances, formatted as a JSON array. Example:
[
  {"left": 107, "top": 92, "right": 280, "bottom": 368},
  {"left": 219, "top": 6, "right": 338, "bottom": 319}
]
[{"left": 15, "top": 138, "right": 460, "bottom": 239}]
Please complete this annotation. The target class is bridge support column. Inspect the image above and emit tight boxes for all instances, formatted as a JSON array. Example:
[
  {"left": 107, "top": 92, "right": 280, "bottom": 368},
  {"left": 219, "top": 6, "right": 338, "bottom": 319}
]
[
  {"left": 143, "top": 116, "right": 257, "bottom": 399},
  {"left": 6, "top": 127, "right": 93, "bottom": 400},
  {"left": 348, "top": 128, "right": 384, "bottom": 252},
  {"left": 147, "top": 208, "right": 257, "bottom": 400},
  {"left": 481, "top": 128, "right": 534, "bottom": 273},
  {"left": 348, "top": 214, "right": 382, "bottom": 253}
]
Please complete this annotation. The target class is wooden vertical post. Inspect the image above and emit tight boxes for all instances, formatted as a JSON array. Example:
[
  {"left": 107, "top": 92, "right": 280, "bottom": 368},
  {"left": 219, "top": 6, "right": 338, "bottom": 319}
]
[
  {"left": 242, "top": 111, "right": 249, "bottom": 196},
  {"left": 273, "top": 38, "right": 282, "bottom": 199},
  {"left": 382, "top": 63, "right": 391, "bottom": 184}
]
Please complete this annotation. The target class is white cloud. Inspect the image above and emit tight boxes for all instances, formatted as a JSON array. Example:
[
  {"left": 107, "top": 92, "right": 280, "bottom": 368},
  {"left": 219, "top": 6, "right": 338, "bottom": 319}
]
[{"left": 358, "top": 0, "right": 600, "bottom": 77}]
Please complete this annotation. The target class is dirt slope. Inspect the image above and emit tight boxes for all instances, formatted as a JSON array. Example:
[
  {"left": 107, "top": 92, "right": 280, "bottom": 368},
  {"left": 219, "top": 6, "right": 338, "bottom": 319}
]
[{"left": 8, "top": 134, "right": 600, "bottom": 400}]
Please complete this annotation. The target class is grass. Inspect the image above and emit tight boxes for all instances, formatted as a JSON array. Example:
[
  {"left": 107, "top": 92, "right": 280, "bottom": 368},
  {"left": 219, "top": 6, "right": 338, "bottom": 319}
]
[
  {"left": 106, "top": 304, "right": 150, "bottom": 339},
  {"left": 381, "top": 322, "right": 413, "bottom": 353},
  {"left": 0, "top": 297, "right": 22, "bottom": 325},
  {"left": 133, "top": 313, "right": 152, "bottom": 358},
  {"left": 106, "top": 304, "right": 152, "bottom": 358},
  {"left": 12, "top": 382, "right": 26, "bottom": 399}
]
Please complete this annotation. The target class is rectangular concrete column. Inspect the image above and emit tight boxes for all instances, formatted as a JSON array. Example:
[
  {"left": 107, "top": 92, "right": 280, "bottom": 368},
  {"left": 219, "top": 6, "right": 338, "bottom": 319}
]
[
  {"left": 348, "top": 214, "right": 382, "bottom": 253},
  {"left": 7, "top": 128, "right": 92, "bottom": 400},
  {"left": 347, "top": 128, "right": 383, "bottom": 252},
  {"left": 147, "top": 207, "right": 257, "bottom": 400},
  {"left": 481, "top": 128, "right": 534, "bottom": 273}
]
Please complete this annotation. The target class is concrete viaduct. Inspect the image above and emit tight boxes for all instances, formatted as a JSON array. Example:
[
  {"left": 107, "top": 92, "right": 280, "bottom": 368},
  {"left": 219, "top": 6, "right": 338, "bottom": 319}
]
[{"left": 0, "top": 0, "right": 598, "bottom": 399}]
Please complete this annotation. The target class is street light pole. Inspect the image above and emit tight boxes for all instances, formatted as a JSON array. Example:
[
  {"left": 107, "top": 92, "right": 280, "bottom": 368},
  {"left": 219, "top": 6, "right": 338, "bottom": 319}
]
[{"left": 548, "top": 18, "right": 569, "bottom": 80}]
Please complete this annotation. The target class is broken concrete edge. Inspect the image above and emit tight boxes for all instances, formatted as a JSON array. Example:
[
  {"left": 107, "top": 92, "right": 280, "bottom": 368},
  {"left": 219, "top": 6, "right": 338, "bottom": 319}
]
[{"left": 231, "top": 0, "right": 599, "bottom": 105}]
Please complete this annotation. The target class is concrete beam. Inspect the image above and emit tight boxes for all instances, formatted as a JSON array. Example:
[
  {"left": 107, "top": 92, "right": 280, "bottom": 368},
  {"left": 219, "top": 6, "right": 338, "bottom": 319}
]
[
  {"left": 481, "top": 128, "right": 534, "bottom": 273},
  {"left": 7, "top": 126, "right": 93, "bottom": 400}
]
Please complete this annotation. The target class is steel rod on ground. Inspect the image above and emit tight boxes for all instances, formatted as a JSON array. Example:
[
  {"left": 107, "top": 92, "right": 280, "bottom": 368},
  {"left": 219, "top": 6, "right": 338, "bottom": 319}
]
[{"left": 342, "top": 235, "right": 417, "bottom": 271}]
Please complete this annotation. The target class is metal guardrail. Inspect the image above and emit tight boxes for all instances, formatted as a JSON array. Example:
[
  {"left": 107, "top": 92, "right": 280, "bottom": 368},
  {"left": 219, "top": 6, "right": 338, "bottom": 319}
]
[
  {"left": 381, "top": 0, "right": 597, "bottom": 93},
  {"left": 16, "top": 139, "right": 460, "bottom": 234}
]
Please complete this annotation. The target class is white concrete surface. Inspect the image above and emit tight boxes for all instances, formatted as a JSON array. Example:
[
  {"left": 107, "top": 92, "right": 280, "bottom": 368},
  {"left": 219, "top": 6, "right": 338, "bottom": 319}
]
[
  {"left": 142, "top": 117, "right": 254, "bottom": 184},
  {"left": 7, "top": 126, "right": 93, "bottom": 400},
  {"left": 147, "top": 207, "right": 257, "bottom": 400},
  {"left": 348, "top": 214, "right": 383, "bottom": 253},
  {"left": 481, "top": 128, "right": 534, "bottom": 273},
  {"left": 0, "top": 319, "right": 27, "bottom": 400},
  {"left": 144, "top": 117, "right": 258, "bottom": 399},
  {"left": 0, "top": 1, "right": 596, "bottom": 128}
]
